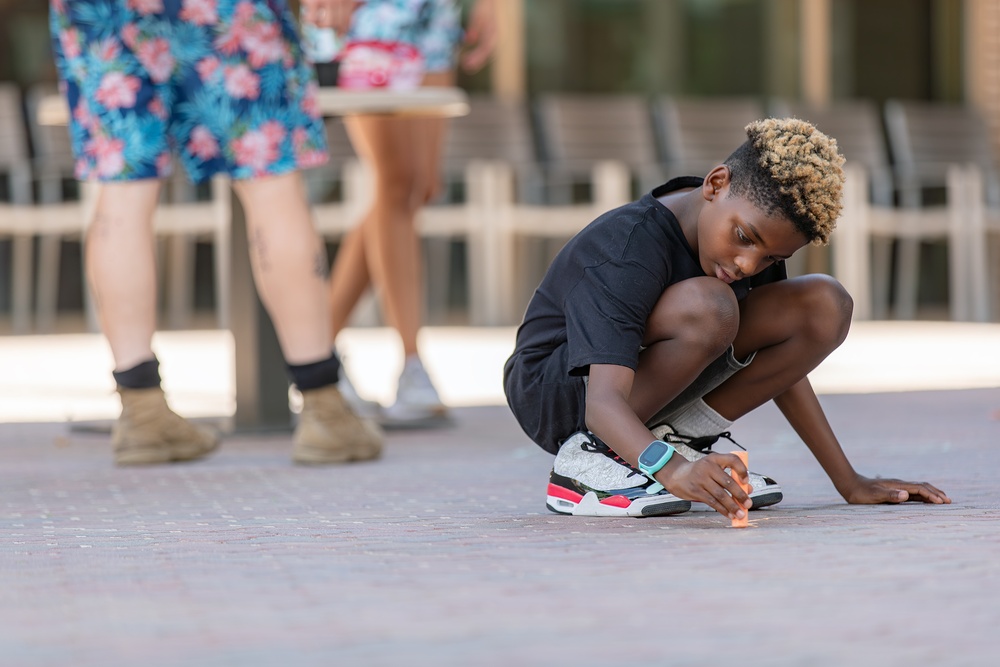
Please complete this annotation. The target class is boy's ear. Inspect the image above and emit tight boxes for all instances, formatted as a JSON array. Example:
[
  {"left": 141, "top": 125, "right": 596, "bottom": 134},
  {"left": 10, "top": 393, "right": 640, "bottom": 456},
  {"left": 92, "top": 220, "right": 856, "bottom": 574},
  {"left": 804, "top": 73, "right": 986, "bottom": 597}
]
[{"left": 703, "top": 165, "right": 732, "bottom": 200}]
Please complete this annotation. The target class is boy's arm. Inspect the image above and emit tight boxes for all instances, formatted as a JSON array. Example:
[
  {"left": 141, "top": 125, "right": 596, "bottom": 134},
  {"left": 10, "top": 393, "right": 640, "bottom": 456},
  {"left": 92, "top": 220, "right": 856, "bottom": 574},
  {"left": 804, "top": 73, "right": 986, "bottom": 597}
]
[
  {"left": 587, "top": 364, "right": 754, "bottom": 520},
  {"left": 773, "top": 377, "right": 950, "bottom": 504}
]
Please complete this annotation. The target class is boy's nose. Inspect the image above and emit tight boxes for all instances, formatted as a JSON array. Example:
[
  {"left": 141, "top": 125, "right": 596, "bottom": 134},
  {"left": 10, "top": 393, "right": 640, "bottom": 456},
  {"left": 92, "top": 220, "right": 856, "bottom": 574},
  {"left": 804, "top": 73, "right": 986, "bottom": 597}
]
[{"left": 735, "top": 252, "right": 767, "bottom": 278}]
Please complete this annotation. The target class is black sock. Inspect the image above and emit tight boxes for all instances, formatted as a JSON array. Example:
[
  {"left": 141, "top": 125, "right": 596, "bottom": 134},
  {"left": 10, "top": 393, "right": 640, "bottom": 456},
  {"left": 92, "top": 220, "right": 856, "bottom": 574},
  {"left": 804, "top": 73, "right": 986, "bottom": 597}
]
[
  {"left": 287, "top": 352, "right": 341, "bottom": 391},
  {"left": 113, "top": 358, "right": 161, "bottom": 389}
]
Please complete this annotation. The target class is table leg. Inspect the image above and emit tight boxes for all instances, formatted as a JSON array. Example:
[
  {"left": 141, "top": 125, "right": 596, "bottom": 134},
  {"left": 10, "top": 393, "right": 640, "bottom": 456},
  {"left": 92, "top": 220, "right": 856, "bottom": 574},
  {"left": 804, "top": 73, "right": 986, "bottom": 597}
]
[{"left": 229, "top": 189, "right": 291, "bottom": 432}]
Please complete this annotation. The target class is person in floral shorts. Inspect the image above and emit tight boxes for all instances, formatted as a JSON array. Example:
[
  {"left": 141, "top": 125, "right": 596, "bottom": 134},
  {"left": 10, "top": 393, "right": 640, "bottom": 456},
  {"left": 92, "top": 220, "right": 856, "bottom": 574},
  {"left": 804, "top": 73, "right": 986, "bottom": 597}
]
[{"left": 49, "top": 0, "right": 382, "bottom": 466}]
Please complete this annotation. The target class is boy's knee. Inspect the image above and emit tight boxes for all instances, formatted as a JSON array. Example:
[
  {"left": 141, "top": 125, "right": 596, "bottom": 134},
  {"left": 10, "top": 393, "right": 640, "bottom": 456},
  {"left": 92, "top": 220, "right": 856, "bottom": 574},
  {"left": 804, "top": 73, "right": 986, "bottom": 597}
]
[
  {"left": 798, "top": 274, "right": 853, "bottom": 346},
  {"left": 650, "top": 277, "right": 739, "bottom": 354}
]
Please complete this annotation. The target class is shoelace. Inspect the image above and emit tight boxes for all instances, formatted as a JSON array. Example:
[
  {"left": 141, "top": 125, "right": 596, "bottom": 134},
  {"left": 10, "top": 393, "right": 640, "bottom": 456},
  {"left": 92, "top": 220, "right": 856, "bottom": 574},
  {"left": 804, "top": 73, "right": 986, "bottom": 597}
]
[
  {"left": 580, "top": 434, "right": 644, "bottom": 479},
  {"left": 660, "top": 428, "right": 746, "bottom": 454},
  {"left": 578, "top": 430, "right": 747, "bottom": 482}
]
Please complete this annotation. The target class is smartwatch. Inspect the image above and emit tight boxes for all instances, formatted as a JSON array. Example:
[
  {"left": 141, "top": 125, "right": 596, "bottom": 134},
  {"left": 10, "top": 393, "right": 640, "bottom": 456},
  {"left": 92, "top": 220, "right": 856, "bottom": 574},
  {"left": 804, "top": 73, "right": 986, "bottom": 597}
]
[{"left": 637, "top": 439, "right": 675, "bottom": 494}]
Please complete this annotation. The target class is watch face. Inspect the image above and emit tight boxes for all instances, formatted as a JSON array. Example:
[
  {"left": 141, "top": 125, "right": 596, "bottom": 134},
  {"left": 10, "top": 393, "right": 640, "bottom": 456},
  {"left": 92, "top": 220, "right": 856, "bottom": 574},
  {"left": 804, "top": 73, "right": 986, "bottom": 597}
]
[{"left": 639, "top": 441, "right": 670, "bottom": 467}]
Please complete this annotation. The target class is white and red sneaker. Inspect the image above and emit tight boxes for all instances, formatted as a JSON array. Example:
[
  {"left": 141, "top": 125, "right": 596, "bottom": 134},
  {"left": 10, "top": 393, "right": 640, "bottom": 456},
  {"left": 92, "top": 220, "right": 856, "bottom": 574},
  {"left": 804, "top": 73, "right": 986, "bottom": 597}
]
[
  {"left": 649, "top": 424, "right": 784, "bottom": 509},
  {"left": 546, "top": 432, "right": 691, "bottom": 517}
]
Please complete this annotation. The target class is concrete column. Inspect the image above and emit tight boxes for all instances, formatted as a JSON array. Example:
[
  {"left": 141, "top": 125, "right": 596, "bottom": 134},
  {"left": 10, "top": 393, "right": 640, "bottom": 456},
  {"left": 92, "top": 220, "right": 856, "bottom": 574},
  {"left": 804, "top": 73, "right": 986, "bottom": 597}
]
[
  {"left": 799, "top": 0, "right": 833, "bottom": 275},
  {"left": 800, "top": 0, "right": 831, "bottom": 107},
  {"left": 963, "top": 0, "right": 1000, "bottom": 318},
  {"left": 491, "top": 0, "right": 526, "bottom": 101}
]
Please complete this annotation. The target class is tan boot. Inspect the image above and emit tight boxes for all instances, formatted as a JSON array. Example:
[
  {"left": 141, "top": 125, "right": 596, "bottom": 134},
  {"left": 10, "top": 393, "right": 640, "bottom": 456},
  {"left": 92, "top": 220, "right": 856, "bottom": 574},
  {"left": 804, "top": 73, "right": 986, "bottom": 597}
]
[
  {"left": 113, "top": 387, "right": 220, "bottom": 465},
  {"left": 293, "top": 384, "right": 383, "bottom": 464}
]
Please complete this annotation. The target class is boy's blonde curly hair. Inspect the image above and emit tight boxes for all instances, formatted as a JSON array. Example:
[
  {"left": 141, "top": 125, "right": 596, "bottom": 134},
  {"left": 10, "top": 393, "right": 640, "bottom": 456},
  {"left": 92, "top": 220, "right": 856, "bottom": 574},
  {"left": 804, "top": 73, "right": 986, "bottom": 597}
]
[{"left": 723, "top": 117, "right": 845, "bottom": 245}]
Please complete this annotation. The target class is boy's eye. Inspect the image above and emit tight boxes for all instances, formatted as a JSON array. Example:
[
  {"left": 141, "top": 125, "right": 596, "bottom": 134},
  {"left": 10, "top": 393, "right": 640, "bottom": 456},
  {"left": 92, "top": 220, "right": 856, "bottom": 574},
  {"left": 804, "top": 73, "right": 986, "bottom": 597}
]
[{"left": 737, "top": 228, "right": 751, "bottom": 244}]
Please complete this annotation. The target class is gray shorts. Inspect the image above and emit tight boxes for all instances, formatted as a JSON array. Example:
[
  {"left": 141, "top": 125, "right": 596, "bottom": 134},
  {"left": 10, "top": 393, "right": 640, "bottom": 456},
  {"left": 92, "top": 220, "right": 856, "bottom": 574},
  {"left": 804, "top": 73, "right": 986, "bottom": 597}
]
[
  {"left": 505, "top": 343, "right": 753, "bottom": 455},
  {"left": 643, "top": 346, "right": 754, "bottom": 429}
]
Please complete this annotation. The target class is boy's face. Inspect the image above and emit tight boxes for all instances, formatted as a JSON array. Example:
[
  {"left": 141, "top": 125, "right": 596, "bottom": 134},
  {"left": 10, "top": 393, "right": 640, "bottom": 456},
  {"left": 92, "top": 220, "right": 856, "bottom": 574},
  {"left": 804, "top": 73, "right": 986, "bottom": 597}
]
[{"left": 697, "top": 167, "right": 808, "bottom": 283}]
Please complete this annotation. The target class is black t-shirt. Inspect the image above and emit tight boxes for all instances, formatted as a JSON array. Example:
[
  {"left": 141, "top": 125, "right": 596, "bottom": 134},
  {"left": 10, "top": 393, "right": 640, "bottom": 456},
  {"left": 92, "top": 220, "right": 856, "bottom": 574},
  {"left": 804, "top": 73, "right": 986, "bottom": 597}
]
[{"left": 510, "top": 176, "right": 787, "bottom": 377}]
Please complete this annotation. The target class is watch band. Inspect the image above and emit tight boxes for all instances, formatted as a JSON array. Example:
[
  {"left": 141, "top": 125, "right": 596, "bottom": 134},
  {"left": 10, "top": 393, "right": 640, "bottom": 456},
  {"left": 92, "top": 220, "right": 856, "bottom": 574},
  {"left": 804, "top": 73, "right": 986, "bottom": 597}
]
[{"left": 637, "top": 439, "right": 675, "bottom": 494}]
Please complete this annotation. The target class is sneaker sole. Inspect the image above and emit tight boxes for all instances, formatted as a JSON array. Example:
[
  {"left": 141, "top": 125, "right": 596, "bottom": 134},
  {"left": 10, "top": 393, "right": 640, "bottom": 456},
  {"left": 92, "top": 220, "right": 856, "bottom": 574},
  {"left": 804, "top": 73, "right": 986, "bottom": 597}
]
[
  {"left": 380, "top": 404, "right": 450, "bottom": 428},
  {"left": 687, "top": 487, "right": 784, "bottom": 512},
  {"left": 749, "top": 487, "right": 783, "bottom": 509},
  {"left": 379, "top": 412, "right": 452, "bottom": 430},
  {"left": 546, "top": 487, "right": 691, "bottom": 518}
]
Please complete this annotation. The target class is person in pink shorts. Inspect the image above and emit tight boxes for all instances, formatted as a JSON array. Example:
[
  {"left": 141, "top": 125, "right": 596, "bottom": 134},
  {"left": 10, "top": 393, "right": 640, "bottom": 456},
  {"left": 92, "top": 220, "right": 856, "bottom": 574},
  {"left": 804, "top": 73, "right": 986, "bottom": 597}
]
[{"left": 307, "top": 0, "right": 497, "bottom": 426}]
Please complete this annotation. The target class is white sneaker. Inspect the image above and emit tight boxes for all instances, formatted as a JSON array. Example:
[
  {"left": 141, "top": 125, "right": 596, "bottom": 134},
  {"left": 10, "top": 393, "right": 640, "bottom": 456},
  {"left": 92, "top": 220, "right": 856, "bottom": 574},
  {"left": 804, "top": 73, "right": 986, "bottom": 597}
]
[
  {"left": 546, "top": 432, "right": 691, "bottom": 517},
  {"left": 649, "top": 423, "right": 783, "bottom": 509},
  {"left": 382, "top": 356, "right": 449, "bottom": 425},
  {"left": 337, "top": 362, "right": 382, "bottom": 421}
]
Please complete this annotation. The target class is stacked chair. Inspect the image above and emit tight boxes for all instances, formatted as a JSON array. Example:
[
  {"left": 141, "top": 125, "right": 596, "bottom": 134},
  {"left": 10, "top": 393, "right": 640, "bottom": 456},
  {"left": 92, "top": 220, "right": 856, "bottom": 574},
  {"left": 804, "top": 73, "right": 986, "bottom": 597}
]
[
  {"left": 655, "top": 96, "right": 764, "bottom": 179},
  {"left": 4, "top": 82, "right": 999, "bottom": 331},
  {"left": 883, "top": 100, "right": 1000, "bottom": 321},
  {"left": 771, "top": 99, "right": 895, "bottom": 320}
]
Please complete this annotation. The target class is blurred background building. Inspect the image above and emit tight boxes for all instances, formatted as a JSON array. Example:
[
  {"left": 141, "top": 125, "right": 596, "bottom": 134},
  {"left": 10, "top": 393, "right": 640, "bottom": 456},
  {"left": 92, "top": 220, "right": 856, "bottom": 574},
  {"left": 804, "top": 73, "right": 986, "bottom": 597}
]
[{"left": 1, "top": 0, "right": 999, "bottom": 332}]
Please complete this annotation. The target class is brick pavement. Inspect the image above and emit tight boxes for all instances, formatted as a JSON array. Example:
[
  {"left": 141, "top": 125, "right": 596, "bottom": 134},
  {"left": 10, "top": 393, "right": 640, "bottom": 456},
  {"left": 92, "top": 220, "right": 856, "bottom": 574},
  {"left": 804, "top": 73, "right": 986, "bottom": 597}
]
[{"left": 2, "top": 388, "right": 999, "bottom": 666}]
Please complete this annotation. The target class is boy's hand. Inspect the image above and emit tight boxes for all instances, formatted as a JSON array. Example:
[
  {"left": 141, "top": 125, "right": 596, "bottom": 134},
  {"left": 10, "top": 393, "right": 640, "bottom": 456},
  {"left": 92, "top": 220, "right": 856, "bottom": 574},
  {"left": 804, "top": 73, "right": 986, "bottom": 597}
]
[
  {"left": 660, "top": 453, "right": 753, "bottom": 520},
  {"left": 842, "top": 474, "right": 951, "bottom": 505}
]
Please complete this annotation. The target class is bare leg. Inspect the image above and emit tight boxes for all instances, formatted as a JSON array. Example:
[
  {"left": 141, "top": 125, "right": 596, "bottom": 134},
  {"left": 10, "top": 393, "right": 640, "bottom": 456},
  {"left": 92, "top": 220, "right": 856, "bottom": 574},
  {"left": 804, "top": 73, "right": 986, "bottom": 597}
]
[
  {"left": 629, "top": 277, "right": 740, "bottom": 422},
  {"left": 87, "top": 179, "right": 220, "bottom": 465},
  {"left": 704, "top": 274, "right": 853, "bottom": 420},
  {"left": 338, "top": 115, "right": 426, "bottom": 356},
  {"left": 328, "top": 225, "right": 372, "bottom": 335},
  {"left": 234, "top": 172, "right": 382, "bottom": 464},
  {"left": 329, "top": 71, "right": 453, "bottom": 356},
  {"left": 86, "top": 180, "right": 162, "bottom": 370},
  {"left": 233, "top": 172, "right": 331, "bottom": 364}
]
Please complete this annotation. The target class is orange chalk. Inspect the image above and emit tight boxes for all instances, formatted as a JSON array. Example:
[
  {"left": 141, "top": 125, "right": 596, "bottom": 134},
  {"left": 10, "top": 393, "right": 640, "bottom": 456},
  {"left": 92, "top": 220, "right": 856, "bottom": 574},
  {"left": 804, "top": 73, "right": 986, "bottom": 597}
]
[{"left": 730, "top": 450, "right": 750, "bottom": 528}]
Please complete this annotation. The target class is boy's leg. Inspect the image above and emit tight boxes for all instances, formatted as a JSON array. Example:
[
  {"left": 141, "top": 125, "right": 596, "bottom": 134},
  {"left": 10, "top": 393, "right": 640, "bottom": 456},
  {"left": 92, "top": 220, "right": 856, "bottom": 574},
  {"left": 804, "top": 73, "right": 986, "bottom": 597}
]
[
  {"left": 629, "top": 277, "right": 740, "bottom": 422},
  {"left": 643, "top": 275, "right": 851, "bottom": 508},
  {"left": 704, "top": 274, "right": 853, "bottom": 420},
  {"left": 544, "top": 277, "right": 737, "bottom": 517},
  {"left": 232, "top": 171, "right": 382, "bottom": 464},
  {"left": 87, "top": 180, "right": 220, "bottom": 465}
]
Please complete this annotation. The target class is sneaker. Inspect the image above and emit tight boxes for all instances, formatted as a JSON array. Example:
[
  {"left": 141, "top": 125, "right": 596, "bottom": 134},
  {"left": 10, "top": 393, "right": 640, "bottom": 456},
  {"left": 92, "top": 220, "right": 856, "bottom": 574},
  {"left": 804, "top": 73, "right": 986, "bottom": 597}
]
[
  {"left": 546, "top": 432, "right": 691, "bottom": 517},
  {"left": 649, "top": 424, "right": 783, "bottom": 509},
  {"left": 382, "top": 356, "right": 449, "bottom": 426},
  {"left": 337, "top": 360, "right": 383, "bottom": 421}
]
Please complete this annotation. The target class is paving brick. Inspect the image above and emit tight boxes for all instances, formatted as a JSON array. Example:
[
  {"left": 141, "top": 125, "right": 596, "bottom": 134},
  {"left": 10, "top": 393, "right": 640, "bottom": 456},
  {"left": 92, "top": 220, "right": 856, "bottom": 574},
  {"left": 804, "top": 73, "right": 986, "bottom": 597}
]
[{"left": 1, "top": 391, "right": 999, "bottom": 666}]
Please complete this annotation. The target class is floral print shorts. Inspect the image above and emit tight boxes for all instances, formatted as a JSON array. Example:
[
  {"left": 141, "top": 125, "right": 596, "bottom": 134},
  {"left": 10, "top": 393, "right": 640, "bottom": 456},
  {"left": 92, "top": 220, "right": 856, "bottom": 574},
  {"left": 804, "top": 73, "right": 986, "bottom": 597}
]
[{"left": 49, "top": 0, "right": 328, "bottom": 183}]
